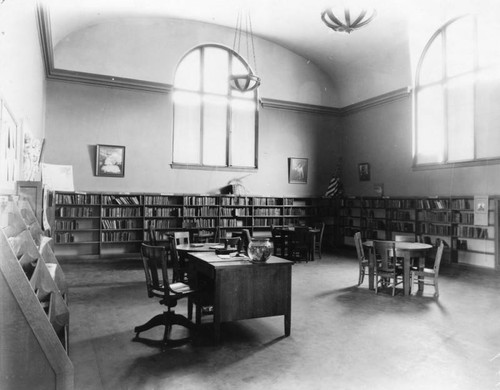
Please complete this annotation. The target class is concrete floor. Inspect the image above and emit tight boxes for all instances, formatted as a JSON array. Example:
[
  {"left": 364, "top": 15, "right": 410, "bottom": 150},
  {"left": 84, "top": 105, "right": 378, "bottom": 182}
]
[{"left": 63, "top": 249, "right": 500, "bottom": 390}]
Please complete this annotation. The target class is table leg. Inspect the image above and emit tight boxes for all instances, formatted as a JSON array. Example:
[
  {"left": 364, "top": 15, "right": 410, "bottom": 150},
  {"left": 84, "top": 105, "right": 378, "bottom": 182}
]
[
  {"left": 404, "top": 255, "right": 411, "bottom": 296},
  {"left": 418, "top": 257, "right": 425, "bottom": 292}
]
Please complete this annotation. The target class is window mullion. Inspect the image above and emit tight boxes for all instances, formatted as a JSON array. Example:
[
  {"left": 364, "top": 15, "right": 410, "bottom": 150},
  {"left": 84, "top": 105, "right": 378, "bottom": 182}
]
[
  {"left": 442, "top": 28, "right": 449, "bottom": 163},
  {"left": 200, "top": 47, "right": 205, "bottom": 165}
]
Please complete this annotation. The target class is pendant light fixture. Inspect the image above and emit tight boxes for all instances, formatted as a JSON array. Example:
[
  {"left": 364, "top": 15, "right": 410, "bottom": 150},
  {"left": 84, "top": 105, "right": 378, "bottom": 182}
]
[
  {"left": 229, "top": 9, "right": 261, "bottom": 92},
  {"left": 321, "top": 6, "right": 376, "bottom": 34}
]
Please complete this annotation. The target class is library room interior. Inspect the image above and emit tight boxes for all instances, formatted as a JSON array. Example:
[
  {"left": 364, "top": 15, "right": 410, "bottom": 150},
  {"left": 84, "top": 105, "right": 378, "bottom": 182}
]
[{"left": 2, "top": 0, "right": 500, "bottom": 389}]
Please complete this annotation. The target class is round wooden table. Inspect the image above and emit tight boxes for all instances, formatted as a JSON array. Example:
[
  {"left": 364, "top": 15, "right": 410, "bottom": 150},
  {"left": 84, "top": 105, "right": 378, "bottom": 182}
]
[{"left": 363, "top": 240, "right": 433, "bottom": 295}]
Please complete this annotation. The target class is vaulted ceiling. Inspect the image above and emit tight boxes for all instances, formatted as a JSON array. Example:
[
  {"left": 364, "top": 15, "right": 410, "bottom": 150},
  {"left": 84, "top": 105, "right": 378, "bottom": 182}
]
[{"left": 41, "top": 0, "right": 494, "bottom": 106}]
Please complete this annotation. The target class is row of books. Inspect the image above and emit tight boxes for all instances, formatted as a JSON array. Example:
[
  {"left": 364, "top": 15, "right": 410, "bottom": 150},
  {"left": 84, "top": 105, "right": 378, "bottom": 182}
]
[
  {"left": 144, "top": 207, "right": 179, "bottom": 217},
  {"left": 102, "top": 195, "right": 141, "bottom": 205},
  {"left": 148, "top": 220, "right": 182, "bottom": 229},
  {"left": 101, "top": 219, "right": 140, "bottom": 229},
  {"left": 101, "top": 231, "right": 141, "bottom": 242},
  {"left": 183, "top": 207, "right": 218, "bottom": 217},
  {"left": 102, "top": 208, "right": 142, "bottom": 217},
  {"left": 56, "top": 193, "right": 100, "bottom": 205},
  {"left": 183, "top": 196, "right": 218, "bottom": 206},
  {"left": 254, "top": 208, "right": 281, "bottom": 216},
  {"left": 57, "top": 207, "right": 96, "bottom": 218},
  {"left": 143, "top": 195, "right": 182, "bottom": 205}
]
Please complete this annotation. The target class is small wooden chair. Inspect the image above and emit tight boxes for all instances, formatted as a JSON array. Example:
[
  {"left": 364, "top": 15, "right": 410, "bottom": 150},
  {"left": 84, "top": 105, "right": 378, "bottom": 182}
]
[
  {"left": 411, "top": 241, "right": 444, "bottom": 297},
  {"left": 313, "top": 222, "right": 325, "bottom": 259},
  {"left": 373, "top": 240, "right": 404, "bottom": 296},
  {"left": 174, "top": 231, "right": 190, "bottom": 246},
  {"left": 354, "top": 232, "right": 369, "bottom": 286},
  {"left": 289, "top": 227, "right": 312, "bottom": 262}
]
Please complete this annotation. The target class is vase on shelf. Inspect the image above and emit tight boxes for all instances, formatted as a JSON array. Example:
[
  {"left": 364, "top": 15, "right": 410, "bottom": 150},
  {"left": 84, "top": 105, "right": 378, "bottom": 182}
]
[{"left": 247, "top": 238, "right": 273, "bottom": 262}]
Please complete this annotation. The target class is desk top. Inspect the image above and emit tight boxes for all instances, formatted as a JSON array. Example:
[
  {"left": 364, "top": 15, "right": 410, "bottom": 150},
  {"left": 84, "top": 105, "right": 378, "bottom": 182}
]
[
  {"left": 363, "top": 240, "right": 432, "bottom": 251},
  {"left": 187, "top": 251, "right": 293, "bottom": 268}
]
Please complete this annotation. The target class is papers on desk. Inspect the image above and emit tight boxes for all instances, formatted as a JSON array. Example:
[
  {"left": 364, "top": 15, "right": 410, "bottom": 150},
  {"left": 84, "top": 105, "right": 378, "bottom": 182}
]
[
  {"left": 217, "top": 253, "right": 250, "bottom": 260},
  {"left": 190, "top": 243, "right": 204, "bottom": 247},
  {"left": 209, "top": 245, "right": 225, "bottom": 249}
]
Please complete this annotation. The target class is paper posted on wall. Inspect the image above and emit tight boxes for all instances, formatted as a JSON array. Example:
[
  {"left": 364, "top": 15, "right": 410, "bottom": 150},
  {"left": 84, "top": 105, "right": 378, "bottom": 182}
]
[{"left": 41, "top": 163, "right": 74, "bottom": 192}]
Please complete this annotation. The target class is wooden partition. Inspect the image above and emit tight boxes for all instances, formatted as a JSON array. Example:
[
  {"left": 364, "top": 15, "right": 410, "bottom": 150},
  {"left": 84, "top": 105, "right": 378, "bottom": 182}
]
[{"left": 0, "top": 198, "right": 73, "bottom": 390}]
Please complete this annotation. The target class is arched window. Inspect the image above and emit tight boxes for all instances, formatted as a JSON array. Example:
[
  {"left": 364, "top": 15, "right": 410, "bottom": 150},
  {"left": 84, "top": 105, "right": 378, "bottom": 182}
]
[
  {"left": 414, "top": 14, "right": 500, "bottom": 167},
  {"left": 172, "top": 44, "right": 258, "bottom": 169}
]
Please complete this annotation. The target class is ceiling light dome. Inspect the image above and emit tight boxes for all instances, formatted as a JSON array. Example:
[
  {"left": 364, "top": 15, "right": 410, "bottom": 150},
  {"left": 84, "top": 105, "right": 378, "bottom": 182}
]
[{"left": 321, "top": 7, "right": 377, "bottom": 34}]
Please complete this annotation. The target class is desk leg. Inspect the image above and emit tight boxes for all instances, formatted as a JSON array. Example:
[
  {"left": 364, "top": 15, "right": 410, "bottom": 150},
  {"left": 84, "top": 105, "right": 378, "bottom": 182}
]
[
  {"left": 213, "top": 275, "right": 221, "bottom": 343},
  {"left": 404, "top": 255, "right": 411, "bottom": 296}
]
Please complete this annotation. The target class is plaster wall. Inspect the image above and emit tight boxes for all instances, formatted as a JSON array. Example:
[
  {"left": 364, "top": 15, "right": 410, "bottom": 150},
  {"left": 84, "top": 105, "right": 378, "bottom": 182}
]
[
  {"left": 341, "top": 97, "right": 495, "bottom": 197},
  {"left": 53, "top": 18, "right": 339, "bottom": 107},
  {"left": 44, "top": 80, "right": 341, "bottom": 196},
  {"left": 0, "top": 0, "right": 46, "bottom": 192}
]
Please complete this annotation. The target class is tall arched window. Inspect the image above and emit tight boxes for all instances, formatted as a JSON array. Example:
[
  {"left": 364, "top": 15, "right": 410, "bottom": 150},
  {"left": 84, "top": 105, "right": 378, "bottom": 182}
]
[
  {"left": 172, "top": 44, "right": 258, "bottom": 169},
  {"left": 414, "top": 14, "right": 500, "bottom": 167}
]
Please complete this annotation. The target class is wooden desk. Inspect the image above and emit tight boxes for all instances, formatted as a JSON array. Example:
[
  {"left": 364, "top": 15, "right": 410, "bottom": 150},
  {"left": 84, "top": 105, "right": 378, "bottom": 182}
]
[
  {"left": 363, "top": 241, "right": 432, "bottom": 296},
  {"left": 187, "top": 252, "right": 293, "bottom": 342}
]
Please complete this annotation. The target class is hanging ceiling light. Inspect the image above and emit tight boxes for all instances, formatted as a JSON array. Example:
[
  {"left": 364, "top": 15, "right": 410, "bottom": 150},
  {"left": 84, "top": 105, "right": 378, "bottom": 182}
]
[
  {"left": 229, "top": 9, "right": 261, "bottom": 92},
  {"left": 321, "top": 6, "right": 377, "bottom": 34}
]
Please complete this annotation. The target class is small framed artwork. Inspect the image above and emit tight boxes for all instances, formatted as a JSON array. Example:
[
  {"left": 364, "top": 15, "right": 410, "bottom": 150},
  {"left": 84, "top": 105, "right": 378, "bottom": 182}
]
[
  {"left": 358, "top": 162, "right": 370, "bottom": 181},
  {"left": 288, "top": 157, "right": 308, "bottom": 184},
  {"left": 373, "top": 183, "right": 384, "bottom": 197},
  {"left": 96, "top": 144, "right": 125, "bottom": 177}
]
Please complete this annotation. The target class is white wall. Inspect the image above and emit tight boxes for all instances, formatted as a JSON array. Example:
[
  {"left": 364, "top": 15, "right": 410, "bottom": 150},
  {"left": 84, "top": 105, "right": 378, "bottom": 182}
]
[
  {"left": 0, "top": 0, "right": 46, "bottom": 192},
  {"left": 45, "top": 80, "right": 341, "bottom": 196},
  {"left": 53, "top": 18, "right": 339, "bottom": 107}
]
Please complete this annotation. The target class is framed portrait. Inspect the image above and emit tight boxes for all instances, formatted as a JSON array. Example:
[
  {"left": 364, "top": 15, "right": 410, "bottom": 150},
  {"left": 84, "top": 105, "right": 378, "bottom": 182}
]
[
  {"left": 288, "top": 157, "right": 308, "bottom": 184},
  {"left": 358, "top": 163, "right": 370, "bottom": 181},
  {"left": 96, "top": 144, "right": 125, "bottom": 177}
]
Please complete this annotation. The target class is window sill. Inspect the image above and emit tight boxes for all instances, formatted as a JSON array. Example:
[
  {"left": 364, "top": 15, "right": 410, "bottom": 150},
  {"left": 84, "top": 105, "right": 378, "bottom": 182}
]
[
  {"left": 413, "top": 158, "right": 500, "bottom": 171},
  {"left": 171, "top": 163, "right": 257, "bottom": 172}
]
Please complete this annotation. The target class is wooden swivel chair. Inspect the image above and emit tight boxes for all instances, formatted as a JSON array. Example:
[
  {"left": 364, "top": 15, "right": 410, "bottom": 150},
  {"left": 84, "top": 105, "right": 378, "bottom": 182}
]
[
  {"left": 313, "top": 222, "right": 325, "bottom": 259},
  {"left": 411, "top": 241, "right": 444, "bottom": 297},
  {"left": 134, "top": 243, "right": 196, "bottom": 349},
  {"left": 354, "top": 232, "right": 369, "bottom": 286},
  {"left": 373, "top": 240, "right": 404, "bottom": 296}
]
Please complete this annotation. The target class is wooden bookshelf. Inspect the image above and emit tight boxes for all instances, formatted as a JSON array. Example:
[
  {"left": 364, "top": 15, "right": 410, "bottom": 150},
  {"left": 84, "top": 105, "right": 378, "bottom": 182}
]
[
  {"left": 337, "top": 195, "right": 497, "bottom": 269},
  {"left": 50, "top": 192, "right": 333, "bottom": 258}
]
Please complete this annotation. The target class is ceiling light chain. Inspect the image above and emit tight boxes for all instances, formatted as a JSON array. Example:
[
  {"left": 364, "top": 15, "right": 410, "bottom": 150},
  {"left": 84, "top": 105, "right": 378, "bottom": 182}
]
[{"left": 229, "top": 9, "right": 261, "bottom": 92}]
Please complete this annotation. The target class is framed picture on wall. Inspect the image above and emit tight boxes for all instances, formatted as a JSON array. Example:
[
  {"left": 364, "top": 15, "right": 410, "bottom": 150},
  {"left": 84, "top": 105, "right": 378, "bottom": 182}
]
[
  {"left": 288, "top": 157, "right": 308, "bottom": 184},
  {"left": 358, "top": 162, "right": 370, "bottom": 181},
  {"left": 96, "top": 144, "right": 125, "bottom": 177}
]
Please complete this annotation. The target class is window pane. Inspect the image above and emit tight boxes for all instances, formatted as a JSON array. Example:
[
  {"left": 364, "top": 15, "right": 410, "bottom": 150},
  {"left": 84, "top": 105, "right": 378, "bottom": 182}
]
[
  {"left": 231, "top": 99, "right": 256, "bottom": 167},
  {"left": 173, "top": 92, "right": 201, "bottom": 164},
  {"left": 202, "top": 95, "right": 227, "bottom": 166},
  {"left": 446, "top": 17, "right": 474, "bottom": 77},
  {"left": 447, "top": 76, "right": 474, "bottom": 161},
  {"left": 203, "top": 47, "right": 229, "bottom": 94},
  {"left": 476, "top": 73, "right": 500, "bottom": 158},
  {"left": 175, "top": 50, "right": 200, "bottom": 91},
  {"left": 478, "top": 15, "right": 500, "bottom": 68},
  {"left": 416, "top": 86, "right": 444, "bottom": 164},
  {"left": 418, "top": 35, "right": 442, "bottom": 85}
]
